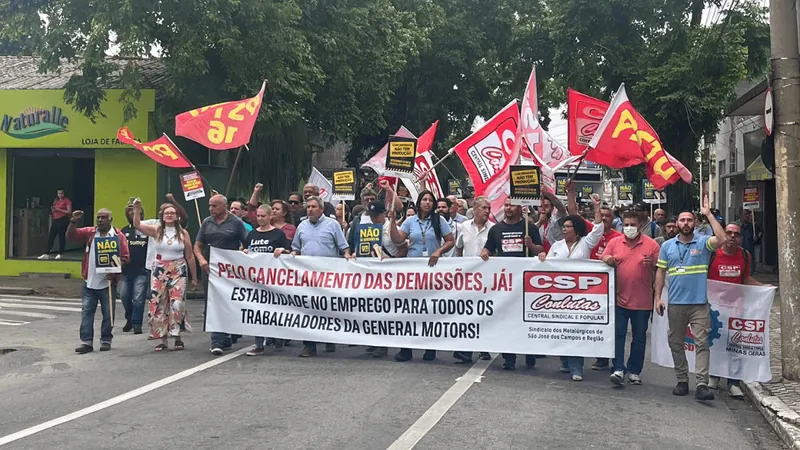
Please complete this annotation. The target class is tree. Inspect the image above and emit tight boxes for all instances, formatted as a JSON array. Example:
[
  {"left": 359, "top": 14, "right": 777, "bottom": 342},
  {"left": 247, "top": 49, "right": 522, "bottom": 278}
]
[
  {"left": 547, "top": 0, "right": 769, "bottom": 213},
  {"left": 2, "top": 0, "right": 426, "bottom": 198},
  {"left": 348, "top": 0, "right": 558, "bottom": 178}
]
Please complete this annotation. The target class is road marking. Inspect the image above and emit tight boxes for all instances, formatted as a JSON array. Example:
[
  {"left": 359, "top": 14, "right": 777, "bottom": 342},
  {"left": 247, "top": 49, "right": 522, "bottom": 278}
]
[
  {"left": 0, "top": 302, "right": 81, "bottom": 313},
  {"left": 0, "top": 295, "right": 80, "bottom": 302},
  {"left": 0, "top": 299, "right": 82, "bottom": 307},
  {"left": 386, "top": 354, "right": 497, "bottom": 450},
  {"left": 0, "top": 309, "right": 58, "bottom": 319},
  {"left": 0, "top": 319, "right": 29, "bottom": 326},
  {"left": 0, "top": 346, "right": 251, "bottom": 446}
]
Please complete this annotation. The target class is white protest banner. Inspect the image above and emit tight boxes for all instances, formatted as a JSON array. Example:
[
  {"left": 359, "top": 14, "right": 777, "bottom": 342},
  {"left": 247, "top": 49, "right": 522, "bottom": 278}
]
[
  {"left": 308, "top": 166, "right": 332, "bottom": 202},
  {"left": 207, "top": 249, "right": 615, "bottom": 357},
  {"left": 651, "top": 280, "right": 775, "bottom": 382}
]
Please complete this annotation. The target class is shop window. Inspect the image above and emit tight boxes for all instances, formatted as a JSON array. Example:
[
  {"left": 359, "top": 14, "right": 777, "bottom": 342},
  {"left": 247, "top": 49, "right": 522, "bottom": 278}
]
[{"left": 8, "top": 149, "right": 95, "bottom": 261}]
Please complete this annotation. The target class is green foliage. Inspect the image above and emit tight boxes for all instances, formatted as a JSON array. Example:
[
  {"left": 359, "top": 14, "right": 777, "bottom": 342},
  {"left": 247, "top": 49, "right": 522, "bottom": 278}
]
[{"left": 547, "top": 0, "right": 769, "bottom": 212}]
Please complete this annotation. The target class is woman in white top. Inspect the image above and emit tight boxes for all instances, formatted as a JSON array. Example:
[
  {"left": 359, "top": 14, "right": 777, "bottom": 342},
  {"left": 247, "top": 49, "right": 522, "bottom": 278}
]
[
  {"left": 133, "top": 199, "right": 198, "bottom": 352},
  {"left": 538, "top": 194, "right": 604, "bottom": 381}
]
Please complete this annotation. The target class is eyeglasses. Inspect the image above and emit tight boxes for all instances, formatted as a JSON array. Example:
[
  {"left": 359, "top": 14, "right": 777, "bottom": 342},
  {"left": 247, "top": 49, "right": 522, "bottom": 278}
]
[
  {"left": 288, "top": 200, "right": 300, "bottom": 205},
  {"left": 726, "top": 231, "right": 742, "bottom": 237}
]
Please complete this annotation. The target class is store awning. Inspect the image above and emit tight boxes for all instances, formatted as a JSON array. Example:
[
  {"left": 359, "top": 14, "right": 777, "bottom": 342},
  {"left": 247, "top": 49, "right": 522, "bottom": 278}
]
[{"left": 746, "top": 156, "right": 774, "bottom": 181}]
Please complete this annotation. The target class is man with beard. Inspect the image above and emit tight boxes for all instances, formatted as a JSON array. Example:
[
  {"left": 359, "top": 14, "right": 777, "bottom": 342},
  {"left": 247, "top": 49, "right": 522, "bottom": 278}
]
[
  {"left": 536, "top": 191, "right": 567, "bottom": 253},
  {"left": 655, "top": 197, "right": 726, "bottom": 401},
  {"left": 706, "top": 223, "right": 762, "bottom": 397},
  {"left": 482, "top": 198, "right": 544, "bottom": 370},
  {"left": 656, "top": 217, "right": 678, "bottom": 246}
]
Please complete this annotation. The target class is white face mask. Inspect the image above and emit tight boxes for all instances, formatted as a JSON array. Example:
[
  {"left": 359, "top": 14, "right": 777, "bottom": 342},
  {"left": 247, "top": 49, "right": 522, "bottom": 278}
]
[{"left": 623, "top": 226, "right": 639, "bottom": 239}]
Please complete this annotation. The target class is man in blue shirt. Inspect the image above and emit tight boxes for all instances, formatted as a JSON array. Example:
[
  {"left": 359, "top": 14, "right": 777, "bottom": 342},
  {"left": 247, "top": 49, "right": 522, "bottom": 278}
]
[
  {"left": 291, "top": 196, "right": 351, "bottom": 357},
  {"left": 655, "top": 197, "right": 726, "bottom": 401}
]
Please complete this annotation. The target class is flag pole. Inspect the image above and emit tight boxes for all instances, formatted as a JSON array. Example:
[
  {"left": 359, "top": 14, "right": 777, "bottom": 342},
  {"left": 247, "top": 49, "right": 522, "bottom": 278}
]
[
  {"left": 416, "top": 149, "right": 454, "bottom": 182},
  {"left": 225, "top": 145, "right": 245, "bottom": 196},
  {"left": 567, "top": 147, "right": 590, "bottom": 183},
  {"left": 428, "top": 151, "right": 459, "bottom": 185},
  {"left": 162, "top": 134, "right": 216, "bottom": 193}
]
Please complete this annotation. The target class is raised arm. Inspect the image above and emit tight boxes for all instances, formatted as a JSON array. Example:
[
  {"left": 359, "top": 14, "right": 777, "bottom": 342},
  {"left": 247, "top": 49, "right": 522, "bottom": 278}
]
[
  {"left": 566, "top": 181, "right": 579, "bottom": 216},
  {"left": 165, "top": 193, "right": 189, "bottom": 228},
  {"left": 543, "top": 191, "right": 567, "bottom": 216},
  {"left": 132, "top": 199, "right": 159, "bottom": 237},
  {"left": 702, "top": 196, "right": 726, "bottom": 250},
  {"left": 389, "top": 211, "right": 408, "bottom": 244}
]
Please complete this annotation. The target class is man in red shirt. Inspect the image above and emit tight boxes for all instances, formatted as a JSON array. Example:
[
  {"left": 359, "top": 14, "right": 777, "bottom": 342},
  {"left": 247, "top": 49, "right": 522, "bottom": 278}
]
[
  {"left": 707, "top": 223, "right": 761, "bottom": 398},
  {"left": 602, "top": 210, "right": 661, "bottom": 386},
  {"left": 39, "top": 189, "right": 73, "bottom": 260}
]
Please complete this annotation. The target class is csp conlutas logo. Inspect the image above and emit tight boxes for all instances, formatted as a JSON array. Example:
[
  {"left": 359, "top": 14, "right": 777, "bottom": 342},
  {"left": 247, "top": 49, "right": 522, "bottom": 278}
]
[{"left": 523, "top": 272, "right": 610, "bottom": 325}]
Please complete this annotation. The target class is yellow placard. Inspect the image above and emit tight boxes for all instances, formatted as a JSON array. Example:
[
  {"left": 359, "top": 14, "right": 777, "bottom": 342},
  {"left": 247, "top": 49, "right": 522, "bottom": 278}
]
[
  {"left": 334, "top": 171, "right": 355, "bottom": 184},
  {"left": 0, "top": 90, "right": 155, "bottom": 148},
  {"left": 511, "top": 170, "right": 539, "bottom": 185},
  {"left": 389, "top": 141, "right": 415, "bottom": 158}
]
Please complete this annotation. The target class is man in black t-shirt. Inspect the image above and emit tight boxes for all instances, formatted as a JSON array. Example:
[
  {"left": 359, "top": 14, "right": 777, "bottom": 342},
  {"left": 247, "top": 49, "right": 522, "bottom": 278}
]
[
  {"left": 481, "top": 198, "right": 544, "bottom": 370},
  {"left": 120, "top": 204, "right": 150, "bottom": 334}
]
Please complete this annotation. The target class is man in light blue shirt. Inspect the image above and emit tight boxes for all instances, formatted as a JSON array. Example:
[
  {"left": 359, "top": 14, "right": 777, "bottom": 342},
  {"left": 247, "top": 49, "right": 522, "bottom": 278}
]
[
  {"left": 654, "top": 199, "right": 725, "bottom": 402},
  {"left": 291, "top": 197, "right": 351, "bottom": 258},
  {"left": 290, "top": 196, "right": 351, "bottom": 357}
]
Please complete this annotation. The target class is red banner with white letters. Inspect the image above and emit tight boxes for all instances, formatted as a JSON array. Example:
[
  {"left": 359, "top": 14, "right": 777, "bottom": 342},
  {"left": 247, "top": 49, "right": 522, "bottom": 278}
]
[{"left": 567, "top": 88, "right": 609, "bottom": 156}]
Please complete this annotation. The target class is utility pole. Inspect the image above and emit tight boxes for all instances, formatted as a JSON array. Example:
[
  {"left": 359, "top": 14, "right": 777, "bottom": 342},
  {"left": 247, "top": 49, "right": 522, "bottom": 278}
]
[{"left": 771, "top": 0, "right": 800, "bottom": 381}]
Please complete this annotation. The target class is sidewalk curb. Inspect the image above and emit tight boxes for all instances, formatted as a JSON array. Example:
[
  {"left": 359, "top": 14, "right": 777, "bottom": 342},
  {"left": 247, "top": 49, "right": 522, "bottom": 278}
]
[
  {"left": 0, "top": 286, "right": 34, "bottom": 296},
  {"left": 743, "top": 381, "right": 800, "bottom": 449}
]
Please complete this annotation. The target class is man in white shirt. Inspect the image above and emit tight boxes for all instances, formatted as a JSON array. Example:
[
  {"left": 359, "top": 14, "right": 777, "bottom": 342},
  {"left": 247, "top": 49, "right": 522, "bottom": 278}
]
[{"left": 453, "top": 196, "right": 493, "bottom": 363}]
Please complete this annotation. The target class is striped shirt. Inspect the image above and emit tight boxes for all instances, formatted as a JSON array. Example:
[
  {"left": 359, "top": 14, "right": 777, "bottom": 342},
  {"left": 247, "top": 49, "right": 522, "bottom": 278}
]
[{"left": 656, "top": 234, "right": 714, "bottom": 305}]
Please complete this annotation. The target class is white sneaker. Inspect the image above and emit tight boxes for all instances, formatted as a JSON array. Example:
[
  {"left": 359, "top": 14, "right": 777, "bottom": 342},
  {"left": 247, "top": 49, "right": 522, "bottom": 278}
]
[
  {"left": 210, "top": 347, "right": 223, "bottom": 356},
  {"left": 37, "top": 254, "right": 49, "bottom": 260},
  {"left": 572, "top": 375, "right": 583, "bottom": 381},
  {"left": 54, "top": 254, "right": 62, "bottom": 260},
  {"left": 709, "top": 376, "right": 720, "bottom": 390},
  {"left": 729, "top": 384, "right": 745, "bottom": 399},
  {"left": 609, "top": 371, "right": 624, "bottom": 386},
  {"left": 627, "top": 373, "right": 642, "bottom": 385}
]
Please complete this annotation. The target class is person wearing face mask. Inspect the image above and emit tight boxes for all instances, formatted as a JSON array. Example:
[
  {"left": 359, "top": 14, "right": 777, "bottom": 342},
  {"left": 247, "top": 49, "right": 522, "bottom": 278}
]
[
  {"left": 655, "top": 217, "right": 678, "bottom": 246},
  {"left": 538, "top": 194, "right": 604, "bottom": 381},
  {"left": 601, "top": 211, "right": 661, "bottom": 386}
]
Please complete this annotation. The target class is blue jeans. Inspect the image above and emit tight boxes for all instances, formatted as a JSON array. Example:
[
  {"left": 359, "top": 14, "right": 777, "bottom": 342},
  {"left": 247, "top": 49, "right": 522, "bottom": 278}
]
[
  {"left": 120, "top": 271, "right": 149, "bottom": 328},
  {"left": 561, "top": 356, "right": 584, "bottom": 377},
  {"left": 613, "top": 306, "right": 651, "bottom": 375},
  {"left": 211, "top": 332, "right": 232, "bottom": 349},
  {"left": 80, "top": 284, "right": 115, "bottom": 345}
]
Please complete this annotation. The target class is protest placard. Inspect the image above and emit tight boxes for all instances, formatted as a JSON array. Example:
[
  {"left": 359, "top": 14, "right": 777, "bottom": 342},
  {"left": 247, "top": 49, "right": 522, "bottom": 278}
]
[
  {"left": 743, "top": 187, "right": 760, "bottom": 210},
  {"left": 331, "top": 169, "right": 357, "bottom": 201},
  {"left": 618, "top": 183, "right": 633, "bottom": 206},
  {"left": 385, "top": 135, "right": 417, "bottom": 175},
  {"left": 94, "top": 236, "right": 122, "bottom": 274},
  {"left": 642, "top": 179, "right": 666, "bottom": 204},
  {"left": 356, "top": 223, "right": 383, "bottom": 258},
  {"left": 508, "top": 165, "right": 541, "bottom": 206},
  {"left": 180, "top": 171, "right": 205, "bottom": 201}
]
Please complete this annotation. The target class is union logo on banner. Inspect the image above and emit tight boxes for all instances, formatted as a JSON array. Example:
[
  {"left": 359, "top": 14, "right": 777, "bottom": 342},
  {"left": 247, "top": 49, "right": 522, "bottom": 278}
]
[{"left": 522, "top": 272, "right": 610, "bottom": 325}]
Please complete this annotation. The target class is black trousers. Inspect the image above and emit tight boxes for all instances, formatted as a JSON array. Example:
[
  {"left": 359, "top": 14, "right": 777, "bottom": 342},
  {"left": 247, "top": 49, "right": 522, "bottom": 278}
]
[{"left": 46, "top": 216, "right": 70, "bottom": 254}]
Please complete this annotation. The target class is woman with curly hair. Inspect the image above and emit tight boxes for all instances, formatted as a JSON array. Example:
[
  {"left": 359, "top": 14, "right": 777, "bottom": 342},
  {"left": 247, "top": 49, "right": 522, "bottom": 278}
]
[
  {"left": 270, "top": 199, "right": 296, "bottom": 241},
  {"left": 133, "top": 198, "right": 197, "bottom": 352}
]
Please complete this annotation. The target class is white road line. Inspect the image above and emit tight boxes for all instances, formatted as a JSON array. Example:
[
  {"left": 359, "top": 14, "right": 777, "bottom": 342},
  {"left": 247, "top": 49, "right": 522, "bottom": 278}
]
[
  {"left": 386, "top": 354, "right": 497, "bottom": 450},
  {"left": 0, "top": 295, "right": 80, "bottom": 302},
  {"left": 0, "top": 302, "right": 81, "bottom": 312},
  {"left": 0, "top": 299, "right": 82, "bottom": 307},
  {"left": 0, "top": 309, "right": 58, "bottom": 319},
  {"left": 0, "top": 319, "right": 29, "bottom": 326},
  {"left": 0, "top": 346, "right": 251, "bottom": 446}
]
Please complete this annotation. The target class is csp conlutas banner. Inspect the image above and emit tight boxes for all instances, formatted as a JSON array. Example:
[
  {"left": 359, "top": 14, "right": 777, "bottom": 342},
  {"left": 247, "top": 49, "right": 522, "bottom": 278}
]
[
  {"left": 207, "top": 249, "right": 616, "bottom": 357},
  {"left": 651, "top": 280, "right": 776, "bottom": 382}
]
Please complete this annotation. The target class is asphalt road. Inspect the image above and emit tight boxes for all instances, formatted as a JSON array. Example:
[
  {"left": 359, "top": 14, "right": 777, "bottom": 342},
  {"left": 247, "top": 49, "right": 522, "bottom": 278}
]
[{"left": 0, "top": 296, "right": 785, "bottom": 450}]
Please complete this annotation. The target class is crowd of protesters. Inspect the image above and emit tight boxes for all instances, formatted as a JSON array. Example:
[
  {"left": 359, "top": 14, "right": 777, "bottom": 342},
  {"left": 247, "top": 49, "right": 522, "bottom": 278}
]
[{"left": 64, "top": 175, "right": 764, "bottom": 402}]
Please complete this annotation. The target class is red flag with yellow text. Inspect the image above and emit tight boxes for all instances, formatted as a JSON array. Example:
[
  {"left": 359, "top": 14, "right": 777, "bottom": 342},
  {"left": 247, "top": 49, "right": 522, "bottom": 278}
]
[
  {"left": 118, "top": 127, "right": 193, "bottom": 169},
  {"left": 175, "top": 81, "right": 266, "bottom": 150},
  {"left": 587, "top": 84, "right": 692, "bottom": 189}
]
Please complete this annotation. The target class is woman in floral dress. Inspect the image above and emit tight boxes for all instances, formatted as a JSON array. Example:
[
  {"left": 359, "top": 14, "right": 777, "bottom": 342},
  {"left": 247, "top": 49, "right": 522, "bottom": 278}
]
[{"left": 133, "top": 199, "right": 198, "bottom": 351}]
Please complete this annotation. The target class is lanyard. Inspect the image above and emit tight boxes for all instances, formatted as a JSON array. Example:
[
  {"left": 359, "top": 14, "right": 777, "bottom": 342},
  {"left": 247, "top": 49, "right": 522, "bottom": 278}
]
[
  {"left": 566, "top": 239, "right": 580, "bottom": 258},
  {"left": 417, "top": 217, "right": 432, "bottom": 246}
]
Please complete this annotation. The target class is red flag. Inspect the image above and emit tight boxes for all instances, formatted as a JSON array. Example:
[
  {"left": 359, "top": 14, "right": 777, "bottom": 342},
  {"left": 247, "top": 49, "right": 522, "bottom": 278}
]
[
  {"left": 175, "top": 81, "right": 265, "bottom": 150},
  {"left": 417, "top": 120, "right": 438, "bottom": 154},
  {"left": 567, "top": 88, "right": 609, "bottom": 155},
  {"left": 452, "top": 100, "right": 520, "bottom": 197},
  {"left": 511, "top": 68, "right": 538, "bottom": 163},
  {"left": 117, "top": 127, "right": 192, "bottom": 169},
  {"left": 587, "top": 84, "right": 692, "bottom": 189},
  {"left": 414, "top": 149, "right": 445, "bottom": 199}
]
